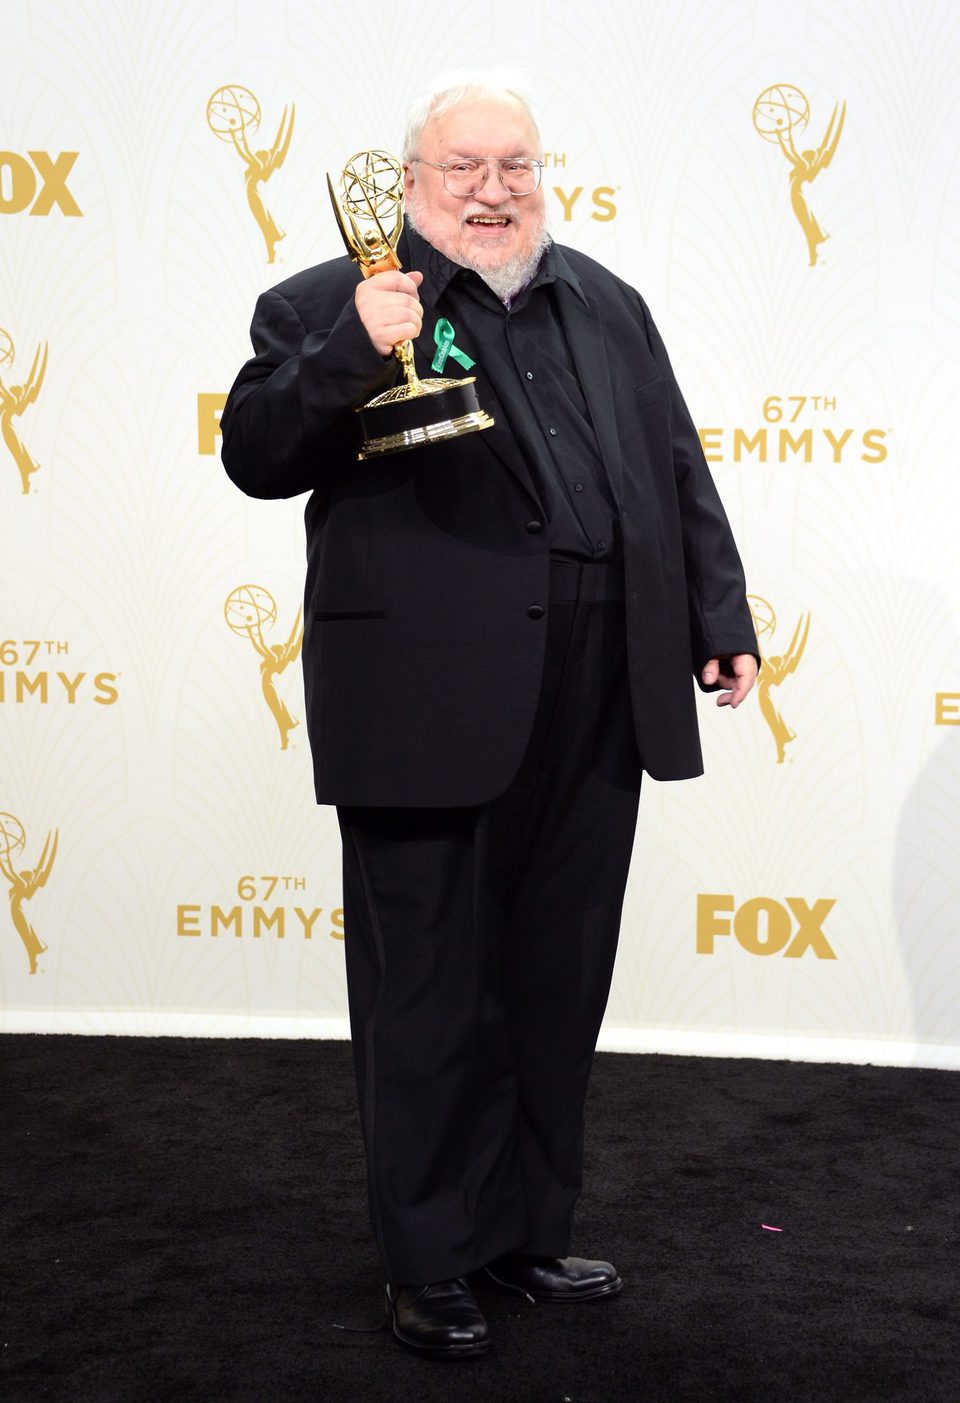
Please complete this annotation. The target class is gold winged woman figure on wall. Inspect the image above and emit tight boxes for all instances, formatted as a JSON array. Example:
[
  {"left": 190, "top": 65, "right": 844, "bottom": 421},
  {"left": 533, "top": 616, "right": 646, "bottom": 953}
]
[
  {"left": 207, "top": 85, "right": 295, "bottom": 264},
  {"left": 0, "top": 329, "right": 48, "bottom": 495},
  {"left": 0, "top": 815, "right": 58, "bottom": 975},
  {"left": 224, "top": 585, "right": 304, "bottom": 750},
  {"left": 749, "top": 597, "right": 811, "bottom": 764},
  {"left": 754, "top": 85, "right": 846, "bottom": 267}
]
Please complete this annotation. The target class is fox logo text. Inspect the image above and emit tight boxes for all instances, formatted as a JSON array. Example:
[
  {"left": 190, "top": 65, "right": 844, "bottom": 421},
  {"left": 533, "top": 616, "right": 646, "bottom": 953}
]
[
  {"left": 696, "top": 895, "right": 836, "bottom": 960},
  {"left": 0, "top": 153, "right": 82, "bottom": 216}
]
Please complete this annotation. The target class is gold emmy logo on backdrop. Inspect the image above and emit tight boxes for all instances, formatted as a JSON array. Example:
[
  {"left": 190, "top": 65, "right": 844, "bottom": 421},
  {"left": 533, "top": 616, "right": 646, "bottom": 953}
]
[
  {"left": 753, "top": 84, "right": 845, "bottom": 266},
  {"left": 207, "top": 85, "right": 294, "bottom": 264},
  {"left": 328, "top": 150, "right": 494, "bottom": 458},
  {"left": 749, "top": 595, "right": 810, "bottom": 764},
  {"left": 224, "top": 585, "right": 303, "bottom": 750},
  {"left": 0, "top": 328, "right": 48, "bottom": 494},
  {"left": 0, "top": 813, "right": 58, "bottom": 975}
]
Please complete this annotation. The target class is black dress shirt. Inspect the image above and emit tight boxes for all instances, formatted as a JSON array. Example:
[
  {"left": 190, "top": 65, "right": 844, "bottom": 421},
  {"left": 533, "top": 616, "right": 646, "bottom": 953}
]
[{"left": 407, "top": 225, "right": 621, "bottom": 561}]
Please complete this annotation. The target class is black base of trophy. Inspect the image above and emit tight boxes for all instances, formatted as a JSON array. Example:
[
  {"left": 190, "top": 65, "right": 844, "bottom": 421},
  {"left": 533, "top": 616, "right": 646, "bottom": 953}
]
[{"left": 357, "top": 378, "right": 494, "bottom": 460}]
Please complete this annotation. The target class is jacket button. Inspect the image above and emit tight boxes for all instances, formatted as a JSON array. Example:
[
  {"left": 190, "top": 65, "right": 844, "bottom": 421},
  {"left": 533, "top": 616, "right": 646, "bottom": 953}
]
[
  {"left": 526, "top": 519, "right": 543, "bottom": 534},
  {"left": 527, "top": 604, "right": 544, "bottom": 620}
]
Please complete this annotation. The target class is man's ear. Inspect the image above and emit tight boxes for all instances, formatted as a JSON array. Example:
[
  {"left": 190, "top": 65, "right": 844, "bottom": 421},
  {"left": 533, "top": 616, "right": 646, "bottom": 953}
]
[{"left": 402, "top": 163, "right": 416, "bottom": 201}]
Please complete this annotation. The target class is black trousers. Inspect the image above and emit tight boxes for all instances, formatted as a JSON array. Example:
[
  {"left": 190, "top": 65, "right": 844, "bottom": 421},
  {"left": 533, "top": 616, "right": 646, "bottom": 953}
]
[{"left": 338, "top": 559, "right": 642, "bottom": 1283}]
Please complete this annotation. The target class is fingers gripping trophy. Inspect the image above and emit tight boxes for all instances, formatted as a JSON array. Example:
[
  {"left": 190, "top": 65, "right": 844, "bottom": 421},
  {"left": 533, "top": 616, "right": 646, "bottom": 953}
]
[{"left": 328, "top": 150, "right": 494, "bottom": 459}]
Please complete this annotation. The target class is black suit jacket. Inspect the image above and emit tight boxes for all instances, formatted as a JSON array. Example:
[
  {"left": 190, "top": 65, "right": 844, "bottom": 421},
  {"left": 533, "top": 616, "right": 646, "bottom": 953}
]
[{"left": 221, "top": 231, "right": 757, "bottom": 806}]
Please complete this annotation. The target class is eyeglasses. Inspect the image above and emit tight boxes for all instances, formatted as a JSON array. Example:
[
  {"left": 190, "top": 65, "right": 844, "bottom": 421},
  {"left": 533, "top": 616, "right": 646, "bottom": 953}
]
[{"left": 411, "top": 157, "right": 544, "bottom": 197}]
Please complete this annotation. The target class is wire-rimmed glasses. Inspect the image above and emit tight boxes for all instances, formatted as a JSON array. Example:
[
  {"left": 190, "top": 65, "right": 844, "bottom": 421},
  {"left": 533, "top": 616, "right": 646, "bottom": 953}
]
[{"left": 411, "top": 157, "right": 544, "bottom": 197}]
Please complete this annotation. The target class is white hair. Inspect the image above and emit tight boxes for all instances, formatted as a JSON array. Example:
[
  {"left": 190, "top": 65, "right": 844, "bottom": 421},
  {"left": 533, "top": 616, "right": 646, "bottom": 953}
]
[{"left": 401, "top": 68, "right": 542, "bottom": 161}]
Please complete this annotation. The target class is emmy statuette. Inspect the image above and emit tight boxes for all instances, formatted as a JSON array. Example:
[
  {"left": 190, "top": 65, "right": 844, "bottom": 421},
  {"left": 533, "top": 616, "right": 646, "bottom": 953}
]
[{"left": 327, "top": 150, "right": 494, "bottom": 460}]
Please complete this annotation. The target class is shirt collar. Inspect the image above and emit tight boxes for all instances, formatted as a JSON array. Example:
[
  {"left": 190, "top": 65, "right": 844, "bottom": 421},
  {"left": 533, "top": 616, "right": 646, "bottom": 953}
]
[{"left": 400, "top": 220, "right": 588, "bottom": 310}]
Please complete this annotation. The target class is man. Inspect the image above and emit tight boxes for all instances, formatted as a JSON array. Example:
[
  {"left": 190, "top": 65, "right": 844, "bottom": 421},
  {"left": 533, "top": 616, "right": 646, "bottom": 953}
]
[{"left": 221, "top": 72, "right": 758, "bottom": 1360}]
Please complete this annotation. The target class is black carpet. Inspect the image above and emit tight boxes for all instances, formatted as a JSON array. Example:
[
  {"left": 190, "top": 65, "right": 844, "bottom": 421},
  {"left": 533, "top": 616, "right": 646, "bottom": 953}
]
[{"left": 1, "top": 1035, "right": 958, "bottom": 1403}]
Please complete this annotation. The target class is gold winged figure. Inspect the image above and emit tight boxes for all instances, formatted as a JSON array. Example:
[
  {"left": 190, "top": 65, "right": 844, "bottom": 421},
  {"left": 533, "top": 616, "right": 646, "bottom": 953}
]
[
  {"left": 249, "top": 604, "right": 304, "bottom": 751},
  {"left": 755, "top": 612, "right": 811, "bottom": 763},
  {"left": 224, "top": 586, "right": 304, "bottom": 750},
  {"left": 779, "top": 100, "right": 846, "bottom": 267},
  {"left": 0, "top": 335, "right": 49, "bottom": 494},
  {"left": 239, "top": 104, "right": 295, "bottom": 263},
  {"left": 208, "top": 87, "right": 295, "bottom": 263},
  {"left": 1, "top": 827, "right": 58, "bottom": 975}
]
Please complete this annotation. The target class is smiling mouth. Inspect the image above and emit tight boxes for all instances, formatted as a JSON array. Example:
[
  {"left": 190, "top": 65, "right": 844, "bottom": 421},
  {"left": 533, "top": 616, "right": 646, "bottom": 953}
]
[{"left": 464, "top": 214, "right": 512, "bottom": 227}]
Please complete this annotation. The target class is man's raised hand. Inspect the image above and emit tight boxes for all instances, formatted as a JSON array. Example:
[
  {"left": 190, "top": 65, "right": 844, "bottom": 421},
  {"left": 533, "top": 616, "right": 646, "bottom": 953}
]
[{"left": 355, "top": 269, "right": 424, "bottom": 357}]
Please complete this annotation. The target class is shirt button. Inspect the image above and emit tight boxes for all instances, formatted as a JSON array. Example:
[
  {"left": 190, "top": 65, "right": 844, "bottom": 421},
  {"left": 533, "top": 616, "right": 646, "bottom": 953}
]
[
  {"left": 526, "top": 520, "right": 543, "bottom": 534},
  {"left": 527, "top": 604, "right": 544, "bottom": 620},
  {"left": 596, "top": 540, "right": 607, "bottom": 551},
  {"left": 574, "top": 482, "right": 584, "bottom": 493},
  {"left": 526, "top": 371, "right": 534, "bottom": 380},
  {"left": 549, "top": 427, "right": 558, "bottom": 436}
]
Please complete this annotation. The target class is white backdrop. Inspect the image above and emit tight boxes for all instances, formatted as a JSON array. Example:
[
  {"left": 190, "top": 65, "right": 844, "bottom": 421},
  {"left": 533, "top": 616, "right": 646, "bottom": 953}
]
[{"left": 2, "top": 0, "right": 959, "bottom": 1067}]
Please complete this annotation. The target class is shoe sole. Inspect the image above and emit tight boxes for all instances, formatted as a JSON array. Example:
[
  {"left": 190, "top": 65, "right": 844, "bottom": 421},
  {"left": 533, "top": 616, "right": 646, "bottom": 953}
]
[
  {"left": 391, "top": 1322, "right": 490, "bottom": 1359},
  {"left": 481, "top": 1268, "right": 624, "bottom": 1303}
]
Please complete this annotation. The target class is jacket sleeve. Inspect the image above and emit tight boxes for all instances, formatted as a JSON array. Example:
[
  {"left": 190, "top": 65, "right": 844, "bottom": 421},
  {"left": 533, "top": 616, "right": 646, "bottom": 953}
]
[
  {"left": 220, "top": 283, "right": 400, "bottom": 500},
  {"left": 638, "top": 297, "right": 759, "bottom": 687}
]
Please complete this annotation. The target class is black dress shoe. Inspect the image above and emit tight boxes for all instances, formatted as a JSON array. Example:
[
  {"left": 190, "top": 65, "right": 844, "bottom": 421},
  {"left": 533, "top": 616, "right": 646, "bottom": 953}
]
[
  {"left": 481, "top": 1252, "right": 623, "bottom": 1303},
  {"left": 387, "top": 1277, "right": 490, "bottom": 1358}
]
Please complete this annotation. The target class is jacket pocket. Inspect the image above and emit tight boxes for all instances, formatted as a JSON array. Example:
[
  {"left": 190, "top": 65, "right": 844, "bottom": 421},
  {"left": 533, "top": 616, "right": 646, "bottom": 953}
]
[{"left": 633, "top": 375, "right": 668, "bottom": 407}]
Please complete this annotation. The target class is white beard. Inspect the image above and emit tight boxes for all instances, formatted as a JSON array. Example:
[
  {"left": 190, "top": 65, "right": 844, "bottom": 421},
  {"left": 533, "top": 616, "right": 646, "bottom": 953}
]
[
  {"left": 406, "top": 201, "right": 552, "bottom": 304},
  {"left": 464, "top": 228, "right": 553, "bottom": 303}
]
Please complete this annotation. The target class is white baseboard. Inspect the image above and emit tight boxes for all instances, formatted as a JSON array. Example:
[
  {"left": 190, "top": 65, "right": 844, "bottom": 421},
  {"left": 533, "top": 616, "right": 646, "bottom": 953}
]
[
  {"left": 2, "top": 1009, "right": 959, "bottom": 1069},
  {"left": 0, "top": 1011, "right": 352, "bottom": 1041},
  {"left": 595, "top": 1025, "right": 960, "bottom": 1069}
]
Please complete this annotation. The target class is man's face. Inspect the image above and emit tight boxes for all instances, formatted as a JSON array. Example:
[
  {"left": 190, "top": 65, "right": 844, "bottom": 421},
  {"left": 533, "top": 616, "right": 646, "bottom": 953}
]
[{"left": 404, "top": 97, "right": 546, "bottom": 273}]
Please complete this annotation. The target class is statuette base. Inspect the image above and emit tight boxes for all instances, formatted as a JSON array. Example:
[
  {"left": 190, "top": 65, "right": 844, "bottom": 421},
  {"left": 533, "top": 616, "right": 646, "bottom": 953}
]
[{"left": 357, "top": 378, "right": 494, "bottom": 460}]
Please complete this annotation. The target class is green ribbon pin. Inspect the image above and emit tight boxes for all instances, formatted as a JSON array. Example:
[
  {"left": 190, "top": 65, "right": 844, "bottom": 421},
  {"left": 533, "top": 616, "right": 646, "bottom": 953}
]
[{"left": 431, "top": 318, "right": 475, "bottom": 374}]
